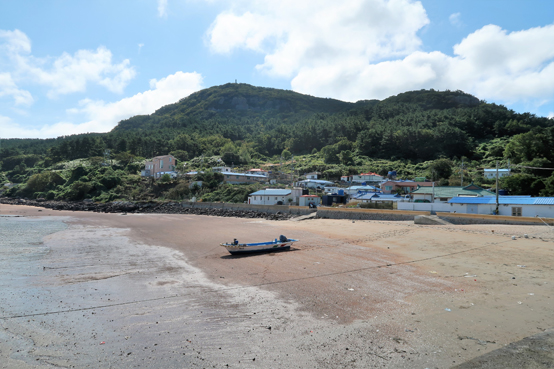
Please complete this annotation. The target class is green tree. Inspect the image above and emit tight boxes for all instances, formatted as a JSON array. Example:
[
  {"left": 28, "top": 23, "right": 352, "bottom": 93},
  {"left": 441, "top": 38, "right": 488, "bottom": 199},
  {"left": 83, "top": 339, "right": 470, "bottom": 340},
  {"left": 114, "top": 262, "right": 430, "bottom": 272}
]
[
  {"left": 428, "top": 159, "right": 453, "bottom": 181},
  {"left": 338, "top": 150, "right": 354, "bottom": 165},
  {"left": 501, "top": 174, "right": 545, "bottom": 196},
  {"left": 281, "top": 149, "right": 292, "bottom": 161}
]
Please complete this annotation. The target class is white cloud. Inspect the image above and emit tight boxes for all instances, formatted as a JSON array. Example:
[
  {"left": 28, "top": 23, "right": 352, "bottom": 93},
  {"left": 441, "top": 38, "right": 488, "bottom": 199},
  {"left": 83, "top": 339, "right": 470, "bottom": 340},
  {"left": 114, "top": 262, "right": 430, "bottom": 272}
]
[
  {"left": 0, "top": 72, "right": 33, "bottom": 106},
  {"left": 549, "top": 112, "right": 554, "bottom": 119},
  {"left": 207, "top": 2, "right": 554, "bottom": 112},
  {"left": 207, "top": 0, "right": 429, "bottom": 78},
  {"left": 0, "top": 29, "right": 136, "bottom": 101},
  {"left": 158, "top": 0, "right": 168, "bottom": 17},
  {"left": 0, "top": 71, "right": 203, "bottom": 139},
  {"left": 449, "top": 12, "right": 462, "bottom": 27}
]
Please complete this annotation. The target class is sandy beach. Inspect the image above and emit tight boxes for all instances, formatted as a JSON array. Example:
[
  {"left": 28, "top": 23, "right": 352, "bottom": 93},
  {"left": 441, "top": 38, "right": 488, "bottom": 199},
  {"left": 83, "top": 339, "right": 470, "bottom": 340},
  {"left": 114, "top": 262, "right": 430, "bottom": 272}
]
[{"left": 1, "top": 204, "right": 554, "bottom": 368}]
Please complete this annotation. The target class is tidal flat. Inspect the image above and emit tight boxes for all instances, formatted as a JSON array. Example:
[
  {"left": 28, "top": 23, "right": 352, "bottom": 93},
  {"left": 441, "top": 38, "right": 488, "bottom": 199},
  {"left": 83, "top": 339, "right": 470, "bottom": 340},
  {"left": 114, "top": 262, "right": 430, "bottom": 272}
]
[{"left": 2, "top": 204, "right": 554, "bottom": 368}]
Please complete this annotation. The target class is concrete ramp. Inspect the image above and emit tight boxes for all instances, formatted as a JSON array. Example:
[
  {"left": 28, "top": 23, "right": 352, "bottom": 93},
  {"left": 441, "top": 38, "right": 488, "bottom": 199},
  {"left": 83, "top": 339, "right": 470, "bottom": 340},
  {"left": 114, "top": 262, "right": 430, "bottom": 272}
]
[
  {"left": 290, "top": 212, "right": 317, "bottom": 221},
  {"left": 414, "top": 215, "right": 452, "bottom": 225}
]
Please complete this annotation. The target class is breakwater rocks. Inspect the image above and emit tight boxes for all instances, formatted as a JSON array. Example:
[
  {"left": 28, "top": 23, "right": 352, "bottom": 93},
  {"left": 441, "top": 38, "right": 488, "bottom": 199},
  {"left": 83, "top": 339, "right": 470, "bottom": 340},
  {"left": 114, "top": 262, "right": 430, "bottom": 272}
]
[{"left": 0, "top": 198, "right": 293, "bottom": 221}]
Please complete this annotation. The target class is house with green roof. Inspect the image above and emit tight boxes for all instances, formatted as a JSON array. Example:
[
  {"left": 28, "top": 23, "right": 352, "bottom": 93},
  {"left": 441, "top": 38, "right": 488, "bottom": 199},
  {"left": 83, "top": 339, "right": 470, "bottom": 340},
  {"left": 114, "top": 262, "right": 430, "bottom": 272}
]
[{"left": 411, "top": 184, "right": 495, "bottom": 203}]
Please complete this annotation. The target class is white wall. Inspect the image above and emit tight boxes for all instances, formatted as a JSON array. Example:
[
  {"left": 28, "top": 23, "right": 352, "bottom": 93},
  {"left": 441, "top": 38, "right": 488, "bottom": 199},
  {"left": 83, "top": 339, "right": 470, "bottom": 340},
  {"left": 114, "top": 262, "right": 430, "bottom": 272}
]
[
  {"left": 435, "top": 203, "right": 554, "bottom": 218},
  {"left": 397, "top": 202, "right": 453, "bottom": 213},
  {"left": 493, "top": 204, "right": 554, "bottom": 217}
]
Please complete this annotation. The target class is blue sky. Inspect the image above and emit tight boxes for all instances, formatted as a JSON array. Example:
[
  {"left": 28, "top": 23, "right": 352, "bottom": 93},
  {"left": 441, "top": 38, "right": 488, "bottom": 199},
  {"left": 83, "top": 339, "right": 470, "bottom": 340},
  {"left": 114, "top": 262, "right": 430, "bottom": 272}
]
[{"left": 1, "top": 0, "right": 553, "bottom": 138}]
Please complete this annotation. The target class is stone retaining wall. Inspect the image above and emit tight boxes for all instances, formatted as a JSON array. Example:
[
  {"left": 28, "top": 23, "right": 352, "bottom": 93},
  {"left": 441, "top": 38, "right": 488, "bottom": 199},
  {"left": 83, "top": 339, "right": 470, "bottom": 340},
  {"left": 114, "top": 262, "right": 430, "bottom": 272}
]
[{"left": 180, "top": 202, "right": 315, "bottom": 216}]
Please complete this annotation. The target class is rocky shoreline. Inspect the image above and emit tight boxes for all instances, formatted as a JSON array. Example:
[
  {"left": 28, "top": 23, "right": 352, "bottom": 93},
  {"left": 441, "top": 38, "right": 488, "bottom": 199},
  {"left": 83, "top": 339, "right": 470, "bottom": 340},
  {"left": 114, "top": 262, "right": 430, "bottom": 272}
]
[{"left": 0, "top": 197, "right": 293, "bottom": 220}]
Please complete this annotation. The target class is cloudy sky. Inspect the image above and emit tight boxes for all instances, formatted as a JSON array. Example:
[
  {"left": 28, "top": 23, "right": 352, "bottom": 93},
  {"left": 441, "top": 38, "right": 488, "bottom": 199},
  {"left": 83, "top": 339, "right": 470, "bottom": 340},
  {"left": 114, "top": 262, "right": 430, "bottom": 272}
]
[{"left": 1, "top": 0, "right": 553, "bottom": 138}]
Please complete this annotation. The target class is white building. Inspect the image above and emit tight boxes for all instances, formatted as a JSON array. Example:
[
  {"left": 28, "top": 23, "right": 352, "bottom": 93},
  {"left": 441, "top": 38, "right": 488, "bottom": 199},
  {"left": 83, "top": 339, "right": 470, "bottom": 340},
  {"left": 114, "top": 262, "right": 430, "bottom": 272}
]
[
  {"left": 483, "top": 168, "right": 511, "bottom": 179},
  {"left": 245, "top": 168, "right": 269, "bottom": 177},
  {"left": 351, "top": 172, "right": 384, "bottom": 184},
  {"left": 448, "top": 196, "right": 554, "bottom": 217},
  {"left": 212, "top": 166, "right": 233, "bottom": 173},
  {"left": 248, "top": 188, "right": 302, "bottom": 205},
  {"left": 352, "top": 193, "right": 410, "bottom": 203},
  {"left": 345, "top": 185, "right": 379, "bottom": 196},
  {"left": 299, "top": 195, "right": 321, "bottom": 207},
  {"left": 305, "top": 172, "right": 319, "bottom": 179},
  {"left": 297, "top": 179, "right": 334, "bottom": 189},
  {"left": 221, "top": 172, "right": 268, "bottom": 184}
]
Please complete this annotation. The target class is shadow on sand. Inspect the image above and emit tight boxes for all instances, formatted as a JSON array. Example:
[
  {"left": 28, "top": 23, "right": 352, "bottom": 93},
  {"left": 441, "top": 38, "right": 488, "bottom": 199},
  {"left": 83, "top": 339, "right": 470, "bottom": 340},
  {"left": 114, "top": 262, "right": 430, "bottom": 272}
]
[{"left": 219, "top": 247, "right": 301, "bottom": 259}]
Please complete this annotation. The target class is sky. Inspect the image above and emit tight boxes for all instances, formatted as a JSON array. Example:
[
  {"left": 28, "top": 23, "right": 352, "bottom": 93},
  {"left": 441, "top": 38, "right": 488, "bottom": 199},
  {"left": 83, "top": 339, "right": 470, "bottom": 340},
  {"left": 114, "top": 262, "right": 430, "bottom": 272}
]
[{"left": 1, "top": 0, "right": 554, "bottom": 139}]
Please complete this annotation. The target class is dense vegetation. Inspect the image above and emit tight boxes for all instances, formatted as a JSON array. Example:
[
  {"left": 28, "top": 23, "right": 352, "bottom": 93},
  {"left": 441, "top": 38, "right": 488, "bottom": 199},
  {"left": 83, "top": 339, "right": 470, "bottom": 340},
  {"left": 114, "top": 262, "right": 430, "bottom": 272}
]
[{"left": 1, "top": 84, "right": 554, "bottom": 202}]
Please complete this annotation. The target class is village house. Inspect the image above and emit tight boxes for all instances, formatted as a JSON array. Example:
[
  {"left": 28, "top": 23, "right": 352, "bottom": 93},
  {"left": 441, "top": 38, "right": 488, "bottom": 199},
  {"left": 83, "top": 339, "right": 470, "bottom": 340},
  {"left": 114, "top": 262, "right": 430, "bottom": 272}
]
[
  {"left": 297, "top": 179, "right": 334, "bottom": 189},
  {"left": 351, "top": 172, "right": 384, "bottom": 184},
  {"left": 141, "top": 155, "right": 177, "bottom": 179},
  {"left": 448, "top": 196, "right": 554, "bottom": 217},
  {"left": 298, "top": 195, "right": 321, "bottom": 207},
  {"left": 344, "top": 185, "right": 379, "bottom": 196},
  {"left": 305, "top": 172, "right": 320, "bottom": 180},
  {"left": 245, "top": 168, "right": 269, "bottom": 177},
  {"left": 483, "top": 168, "right": 511, "bottom": 179},
  {"left": 248, "top": 188, "right": 302, "bottom": 205},
  {"left": 381, "top": 180, "right": 436, "bottom": 194},
  {"left": 352, "top": 193, "right": 411, "bottom": 203},
  {"left": 410, "top": 184, "right": 495, "bottom": 203},
  {"left": 212, "top": 166, "right": 233, "bottom": 173},
  {"left": 222, "top": 172, "right": 268, "bottom": 185}
]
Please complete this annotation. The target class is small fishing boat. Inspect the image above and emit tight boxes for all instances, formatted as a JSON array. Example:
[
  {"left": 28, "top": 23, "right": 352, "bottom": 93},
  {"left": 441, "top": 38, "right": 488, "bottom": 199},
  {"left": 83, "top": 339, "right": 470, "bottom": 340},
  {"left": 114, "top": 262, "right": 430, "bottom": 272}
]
[{"left": 221, "top": 235, "right": 298, "bottom": 255}]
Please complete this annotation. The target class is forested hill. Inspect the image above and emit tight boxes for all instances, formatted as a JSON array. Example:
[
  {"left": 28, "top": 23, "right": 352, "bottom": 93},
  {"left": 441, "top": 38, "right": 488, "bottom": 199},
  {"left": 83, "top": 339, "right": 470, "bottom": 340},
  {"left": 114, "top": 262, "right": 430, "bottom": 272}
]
[
  {"left": 113, "top": 83, "right": 358, "bottom": 131},
  {"left": 1, "top": 85, "right": 553, "bottom": 168}
]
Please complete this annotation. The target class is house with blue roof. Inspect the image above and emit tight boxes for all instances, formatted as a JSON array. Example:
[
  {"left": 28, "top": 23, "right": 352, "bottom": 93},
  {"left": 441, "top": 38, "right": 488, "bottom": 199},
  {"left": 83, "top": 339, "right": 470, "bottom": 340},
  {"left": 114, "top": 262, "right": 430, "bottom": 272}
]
[
  {"left": 352, "top": 193, "right": 411, "bottom": 203},
  {"left": 297, "top": 179, "right": 334, "bottom": 189},
  {"left": 448, "top": 196, "right": 554, "bottom": 217}
]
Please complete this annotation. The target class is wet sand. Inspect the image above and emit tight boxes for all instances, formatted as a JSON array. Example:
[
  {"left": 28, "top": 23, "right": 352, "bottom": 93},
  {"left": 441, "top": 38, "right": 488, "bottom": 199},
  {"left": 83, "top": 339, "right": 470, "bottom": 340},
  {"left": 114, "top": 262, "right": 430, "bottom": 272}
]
[{"left": 1, "top": 204, "right": 554, "bottom": 368}]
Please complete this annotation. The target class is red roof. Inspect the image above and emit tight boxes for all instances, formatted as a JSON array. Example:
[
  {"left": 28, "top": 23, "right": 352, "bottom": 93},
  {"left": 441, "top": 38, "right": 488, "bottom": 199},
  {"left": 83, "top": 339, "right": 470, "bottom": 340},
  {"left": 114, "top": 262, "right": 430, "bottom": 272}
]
[{"left": 359, "top": 172, "right": 380, "bottom": 176}]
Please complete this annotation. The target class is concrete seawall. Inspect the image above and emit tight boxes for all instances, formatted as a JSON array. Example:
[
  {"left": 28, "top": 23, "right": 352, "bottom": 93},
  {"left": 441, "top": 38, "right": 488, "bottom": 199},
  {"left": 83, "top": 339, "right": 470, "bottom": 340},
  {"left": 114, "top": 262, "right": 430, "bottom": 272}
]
[
  {"left": 317, "top": 207, "right": 429, "bottom": 221},
  {"left": 182, "top": 202, "right": 554, "bottom": 225},
  {"left": 436, "top": 212, "right": 554, "bottom": 226}
]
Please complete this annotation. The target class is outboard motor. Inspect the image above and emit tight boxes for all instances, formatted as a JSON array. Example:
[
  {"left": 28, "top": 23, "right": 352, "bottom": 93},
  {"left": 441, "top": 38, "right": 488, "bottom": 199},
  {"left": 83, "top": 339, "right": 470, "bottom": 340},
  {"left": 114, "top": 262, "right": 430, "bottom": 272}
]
[{"left": 279, "top": 235, "right": 288, "bottom": 242}]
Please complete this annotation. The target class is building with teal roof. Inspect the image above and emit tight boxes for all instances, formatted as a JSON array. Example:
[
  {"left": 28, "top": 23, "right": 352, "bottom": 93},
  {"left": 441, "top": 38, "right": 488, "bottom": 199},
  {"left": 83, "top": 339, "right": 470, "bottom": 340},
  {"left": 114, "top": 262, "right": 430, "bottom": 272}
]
[{"left": 411, "top": 184, "right": 495, "bottom": 203}]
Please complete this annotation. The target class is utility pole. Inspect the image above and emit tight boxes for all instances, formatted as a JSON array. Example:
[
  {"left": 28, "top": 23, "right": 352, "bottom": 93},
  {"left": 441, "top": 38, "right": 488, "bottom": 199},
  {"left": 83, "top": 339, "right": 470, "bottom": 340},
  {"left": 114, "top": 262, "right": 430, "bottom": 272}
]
[
  {"left": 460, "top": 158, "right": 464, "bottom": 187},
  {"left": 495, "top": 161, "right": 499, "bottom": 215},
  {"left": 291, "top": 155, "right": 295, "bottom": 187}
]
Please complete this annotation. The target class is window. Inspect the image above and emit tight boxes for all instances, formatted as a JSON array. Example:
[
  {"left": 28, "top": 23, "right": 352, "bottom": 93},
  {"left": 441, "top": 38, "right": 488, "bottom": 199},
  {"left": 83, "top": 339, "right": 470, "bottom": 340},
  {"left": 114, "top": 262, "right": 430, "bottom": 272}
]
[
  {"left": 385, "top": 186, "right": 392, "bottom": 191},
  {"left": 160, "top": 160, "right": 164, "bottom": 169},
  {"left": 169, "top": 157, "right": 172, "bottom": 162},
  {"left": 226, "top": 175, "right": 230, "bottom": 179},
  {"left": 512, "top": 207, "right": 522, "bottom": 217},
  {"left": 275, "top": 197, "right": 277, "bottom": 200},
  {"left": 236, "top": 176, "right": 239, "bottom": 179}
]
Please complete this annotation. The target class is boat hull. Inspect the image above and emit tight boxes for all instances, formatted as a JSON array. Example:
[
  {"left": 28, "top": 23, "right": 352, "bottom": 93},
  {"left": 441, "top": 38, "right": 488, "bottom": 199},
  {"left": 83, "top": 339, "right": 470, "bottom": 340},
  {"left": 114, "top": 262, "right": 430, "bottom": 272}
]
[{"left": 221, "top": 239, "right": 298, "bottom": 255}]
